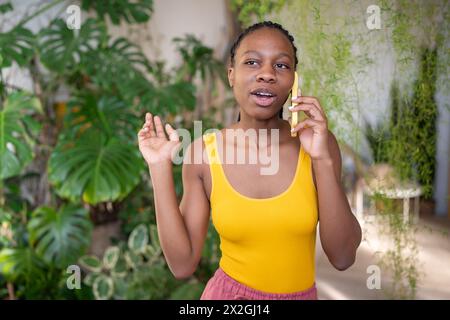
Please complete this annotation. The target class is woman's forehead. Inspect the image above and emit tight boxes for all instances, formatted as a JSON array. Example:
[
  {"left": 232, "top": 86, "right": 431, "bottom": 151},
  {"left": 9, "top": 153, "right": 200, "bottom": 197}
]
[{"left": 237, "top": 28, "right": 294, "bottom": 58}]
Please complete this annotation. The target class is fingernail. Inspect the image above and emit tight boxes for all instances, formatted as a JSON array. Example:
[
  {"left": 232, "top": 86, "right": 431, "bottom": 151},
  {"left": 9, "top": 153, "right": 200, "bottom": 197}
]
[{"left": 288, "top": 105, "right": 294, "bottom": 110}]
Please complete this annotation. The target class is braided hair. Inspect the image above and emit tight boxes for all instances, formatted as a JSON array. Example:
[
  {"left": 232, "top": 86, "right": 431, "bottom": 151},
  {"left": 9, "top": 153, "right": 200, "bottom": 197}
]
[{"left": 230, "top": 21, "right": 298, "bottom": 122}]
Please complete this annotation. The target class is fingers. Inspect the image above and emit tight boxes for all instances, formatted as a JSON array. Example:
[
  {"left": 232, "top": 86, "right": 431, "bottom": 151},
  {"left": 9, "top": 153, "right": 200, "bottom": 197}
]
[
  {"left": 291, "top": 118, "right": 327, "bottom": 133},
  {"left": 138, "top": 112, "right": 178, "bottom": 141},
  {"left": 153, "top": 115, "right": 166, "bottom": 138},
  {"left": 142, "top": 112, "right": 156, "bottom": 137},
  {"left": 165, "top": 123, "right": 179, "bottom": 142},
  {"left": 289, "top": 103, "right": 324, "bottom": 121},
  {"left": 292, "top": 96, "right": 326, "bottom": 119}
]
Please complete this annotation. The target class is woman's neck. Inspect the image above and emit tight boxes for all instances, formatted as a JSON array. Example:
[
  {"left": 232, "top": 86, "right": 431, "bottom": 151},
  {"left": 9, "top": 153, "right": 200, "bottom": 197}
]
[
  {"left": 234, "top": 111, "right": 285, "bottom": 131},
  {"left": 228, "top": 117, "right": 291, "bottom": 147}
]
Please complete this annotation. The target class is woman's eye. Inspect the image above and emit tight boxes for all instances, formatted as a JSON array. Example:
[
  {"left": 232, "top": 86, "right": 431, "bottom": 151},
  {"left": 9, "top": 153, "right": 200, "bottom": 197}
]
[
  {"left": 245, "top": 60, "right": 258, "bottom": 65},
  {"left": 276, "top": 63, "right": 289, "bottom": 69}
]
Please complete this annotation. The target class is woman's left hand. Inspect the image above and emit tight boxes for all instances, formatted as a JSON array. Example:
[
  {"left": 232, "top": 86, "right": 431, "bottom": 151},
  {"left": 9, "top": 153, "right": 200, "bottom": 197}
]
[{"left": 289, "top": 96, "right": 331, "bottom": 161}]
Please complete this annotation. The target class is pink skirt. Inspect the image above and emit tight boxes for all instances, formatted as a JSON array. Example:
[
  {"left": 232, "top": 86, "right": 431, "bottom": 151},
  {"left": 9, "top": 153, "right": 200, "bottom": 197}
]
[{"left": 200, "top": 267, "right": 318, "bottom": 300}]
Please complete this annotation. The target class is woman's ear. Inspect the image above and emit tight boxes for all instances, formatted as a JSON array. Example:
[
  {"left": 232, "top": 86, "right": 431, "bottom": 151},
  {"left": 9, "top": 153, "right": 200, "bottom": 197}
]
[{"left": 228, "top": 67, "right": 234, "bottom": 88}]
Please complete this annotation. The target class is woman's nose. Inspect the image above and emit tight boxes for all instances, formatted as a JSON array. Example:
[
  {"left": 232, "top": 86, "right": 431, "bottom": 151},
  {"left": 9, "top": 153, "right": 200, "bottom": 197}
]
[{"left": 257, "top": 65, "right": 276, "bottom": 83}]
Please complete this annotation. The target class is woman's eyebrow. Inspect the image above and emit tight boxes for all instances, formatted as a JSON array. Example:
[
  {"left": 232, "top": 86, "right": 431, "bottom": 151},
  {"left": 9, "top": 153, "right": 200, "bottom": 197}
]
[{"left": 242, "top": 50, "right": 292, "bottom": 61}]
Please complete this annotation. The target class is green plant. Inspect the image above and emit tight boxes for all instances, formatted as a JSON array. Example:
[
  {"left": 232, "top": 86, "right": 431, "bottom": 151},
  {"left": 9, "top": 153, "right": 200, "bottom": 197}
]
[
  {"left": 0, "top": 204, "right": 93, "bottom": 299},
  {"left": 79, "top": 223, "right": 204, "bottom": 299},
  {"left": 81, "top": 0, "right": 154, "bottom": 25},
  {"left": 386, "top": 48, "right": 438, "bottom": 198},
  {"left": 230, "top": 0, "right": 288, "bottom": 26},
  {"left": 0, "top": 92, "right": 42, "bottom": 181},
  {"left": 370, "top": 192, "right": 421, "bottom": 299},
  {"left": 28, "top": 205, "right": 92, "bottom": 268},
  {"left": 0, "top": 0, "right": 229, "bottom": 298},
  {"left": 363, "top": 118, "right": 391, "bottom": 164}
]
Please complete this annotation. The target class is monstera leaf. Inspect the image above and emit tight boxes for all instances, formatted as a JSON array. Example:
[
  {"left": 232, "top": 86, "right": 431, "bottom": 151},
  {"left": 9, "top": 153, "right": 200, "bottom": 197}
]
[
  {"left": 39, "top": 18, "right": 105, "bottom": 72},
  {"left": 28, "top": 205, "right": 92, "bottom": 269},
  {"left": 65, "top": 93, "right": 140, "bottom": 142},
  {"left": 0, "top": 91, "right": 42, "bottom": 179},
  {"left": 81, "top": 37, "right": 152, "bottom": 98},
  {"left": 0, "top": 26, "right": 34, "bottom": 67},
  {"left": 48, "top": 131, "right": 142, "bottom": 204},
  {"left": 81, "top": 0, "right": 154, "bottom": 25}
]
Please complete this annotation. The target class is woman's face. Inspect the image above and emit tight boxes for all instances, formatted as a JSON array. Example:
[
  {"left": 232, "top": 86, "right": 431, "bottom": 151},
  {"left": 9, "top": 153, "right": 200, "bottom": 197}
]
[{"left": 228, "top": 27, "right": 295, "bottom": 120}]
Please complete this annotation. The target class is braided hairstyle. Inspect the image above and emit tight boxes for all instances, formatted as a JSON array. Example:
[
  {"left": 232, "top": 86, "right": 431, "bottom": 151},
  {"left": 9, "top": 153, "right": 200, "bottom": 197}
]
[{"left": 230, "top": 21, "right": 298, "bottom": 122}]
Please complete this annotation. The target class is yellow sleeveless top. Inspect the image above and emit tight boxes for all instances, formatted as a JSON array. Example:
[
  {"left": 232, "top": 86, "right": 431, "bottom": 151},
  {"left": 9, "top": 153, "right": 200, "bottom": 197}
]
[{"left": 202, "top": 131, "right": 318, "bottom": 294}]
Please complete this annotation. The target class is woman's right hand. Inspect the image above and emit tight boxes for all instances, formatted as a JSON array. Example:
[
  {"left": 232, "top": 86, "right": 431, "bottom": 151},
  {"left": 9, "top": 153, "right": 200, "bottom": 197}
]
[{"left": 137, "top": 112, "right": 181, "bottom": 165}]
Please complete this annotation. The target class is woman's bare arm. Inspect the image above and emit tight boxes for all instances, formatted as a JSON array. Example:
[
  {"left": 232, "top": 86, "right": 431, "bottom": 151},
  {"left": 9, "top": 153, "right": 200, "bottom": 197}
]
[
  {"left": 315, "top": 131, "right": 362, "bottom": 270},
  {"left": 138, "top": 113, "right": 210, "bottom": 279}
]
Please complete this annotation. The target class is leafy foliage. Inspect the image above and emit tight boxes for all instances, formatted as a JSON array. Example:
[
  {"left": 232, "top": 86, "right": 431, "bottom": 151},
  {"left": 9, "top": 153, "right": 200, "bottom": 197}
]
[
  {"left": 0, "top": 91, "right": 42, "bottom": 179},
  {"left": 28, "top": 205, "right": 93, "bottom": 268},
  {"left": 0, "top": 26, "right": 34, "bottom": 68},
  {"left": 39, "top": 18, "right": 106, "bottom": 73},
  {"left": 173, "top": 34, "right": 227, "bottom": 84},
  {"left": 79, "top": 223, "right": 205, "bottom": 300},
  {"left": 48, "top": 131, "right": 142, "bottom": 204},
  {"left": 230, "top": 0, "right": 288, "bottom": 26},
  {"left": 0, "top": 247, "right": 46, "bottom": 283},
  {"left": 81, "top": 0, "right": 154, "bottom": 25},
  {"left": 80, "top": 37, "right": 152, "bottom": 94}
]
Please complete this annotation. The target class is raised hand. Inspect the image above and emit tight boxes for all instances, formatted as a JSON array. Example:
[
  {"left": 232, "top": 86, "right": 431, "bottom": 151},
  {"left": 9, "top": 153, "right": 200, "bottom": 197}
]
[
  {"left": 137, "top": 112, "right": 181, "bottom": 165},
  {"left": 288, "top": 96, "right": 331, "bottom": 161}
]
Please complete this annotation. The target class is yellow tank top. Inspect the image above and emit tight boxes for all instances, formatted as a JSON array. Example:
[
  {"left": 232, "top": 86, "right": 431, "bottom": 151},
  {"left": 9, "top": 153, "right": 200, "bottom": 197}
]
[{"left": 203, "top": 131, "right": 319, "bottom": 294}]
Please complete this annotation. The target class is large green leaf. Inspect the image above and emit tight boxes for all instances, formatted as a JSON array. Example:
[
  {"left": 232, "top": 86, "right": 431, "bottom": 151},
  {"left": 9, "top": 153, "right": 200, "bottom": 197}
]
[
  {"left": 0, "top": 91, "right": 42, "bottom": 179},
  {"left": 39, "top": 18, "right": 106, "bottom": 72},
  {"left": 64, "top": 93, "right": 141, "bottom": 142},
  {"left": 48, "top": 131, "right": 142, "bottom": 204},
  {"left": 81, "top": 0, "right": 154, "bottom": 25},
  {"left": 81, "top": 37, "right": 151, "bottom": 92},
  {"left": 28, "top": 205, "right": 93, "bottom": 268},
  {"left": 0, "top": 26, "right": 34, "bottom": 67},
  {"left": 0, "top": 247, "right": 46, "bottom": 283}
]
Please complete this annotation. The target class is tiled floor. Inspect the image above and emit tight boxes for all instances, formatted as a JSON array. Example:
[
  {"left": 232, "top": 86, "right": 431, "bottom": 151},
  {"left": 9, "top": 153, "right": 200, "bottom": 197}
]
[{"left": 315, "top": 211, "right": 450, "bottom": 300}]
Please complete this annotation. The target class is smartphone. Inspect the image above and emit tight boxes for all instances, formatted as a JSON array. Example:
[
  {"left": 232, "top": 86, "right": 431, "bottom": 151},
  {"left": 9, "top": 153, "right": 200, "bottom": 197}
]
[{"left": 290, "top": 71, "right": 305, "bottom": 137}]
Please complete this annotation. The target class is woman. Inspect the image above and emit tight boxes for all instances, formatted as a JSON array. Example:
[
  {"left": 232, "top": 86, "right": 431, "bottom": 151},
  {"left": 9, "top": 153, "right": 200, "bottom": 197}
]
[{"left": 137, "top": 21, "right": 362, "bottom": 300}]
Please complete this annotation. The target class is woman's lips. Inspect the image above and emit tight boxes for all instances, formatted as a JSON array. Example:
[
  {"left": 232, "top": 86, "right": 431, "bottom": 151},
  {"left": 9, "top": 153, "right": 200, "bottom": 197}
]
[{"left": 250, "top": 94, "right": 276, "bottom": 107}]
